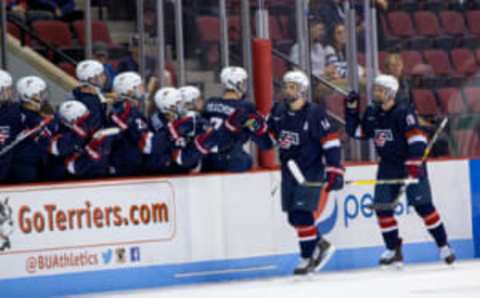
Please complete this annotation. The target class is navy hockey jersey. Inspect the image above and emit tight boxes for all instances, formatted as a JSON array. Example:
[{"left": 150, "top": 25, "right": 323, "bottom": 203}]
[
  {"left": 345, "top": 101, "right": 427, "bottom": 162},
  {"left": 72, "top": 87, "right": 107, "bottom": 130},
  {"left": 9, "top": 106, "right": 51, "bottom": 182},
  {"left": 203, "top": 97, "right": 255, "bottom": 149},
  {"left": 109, "top": 100, "right": 154, "bottom": 176},
  {"left": 267, "top": 101, "right": 342, "bottom": 180},
  {"left": 0, "top": 102, "right": 23, "bottom": 181}
]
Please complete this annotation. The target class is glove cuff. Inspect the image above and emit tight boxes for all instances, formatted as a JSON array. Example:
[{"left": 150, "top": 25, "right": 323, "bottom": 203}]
[
  {"left": 326, "top": 166, "right": 345, "bottom": 176},
  {"left": 405, "top": 159, "right": 423, "bottom": 166}
]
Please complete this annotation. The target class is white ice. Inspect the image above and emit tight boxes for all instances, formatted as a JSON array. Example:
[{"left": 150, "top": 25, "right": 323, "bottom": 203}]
[{"left": 77, "top": 260, "right": 480, "bottom": 298}]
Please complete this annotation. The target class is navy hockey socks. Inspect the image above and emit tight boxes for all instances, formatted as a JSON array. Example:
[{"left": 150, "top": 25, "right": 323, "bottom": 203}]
[
  {"left": 296, "top": 225, "right": 318, "bottom": 258},
  {"left": 377, "top": 214, "right": 401, "bottom": 250},
  {"left": 415, "top": 204, "right": 448, "bottom": 248}
]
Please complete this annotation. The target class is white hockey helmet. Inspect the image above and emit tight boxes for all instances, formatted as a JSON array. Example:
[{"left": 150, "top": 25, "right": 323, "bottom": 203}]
[
  {"left": 113, "top": 71, "right": 144, "bottom": 100},
  {"left": 220, "top": 66, "right": 248, "bottom": 94},
  {"left": 16, "top": 76, "right": 48, "bottom": 110},
  {"left": 76, "top": 59, "right": 105, "bottom": 86},
  {"left": 283, "top": 70, "right": 309, "bottom": 93},
  {"left": 58, "top": 100, "right": 90, "bottom": 125},
  {"left": 374, "top": 74, "right": 399, "bottom": 98},
  {"left": 154, "top": 87, "right": 182, "bottom": 115},
  {"left": 179, "top": 85, "right": 201, "bottom": 104},
  {"left": 0, "top": 70, "right": 13, "bottom": 102},
  {"left": 179, "top": 85, "right": 201, "bottom": 112}
]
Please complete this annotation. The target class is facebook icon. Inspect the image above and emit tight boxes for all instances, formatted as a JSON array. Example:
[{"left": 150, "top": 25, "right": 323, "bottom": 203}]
[{"left": 130, "top": 247, "right": 141, "bottom": 262}]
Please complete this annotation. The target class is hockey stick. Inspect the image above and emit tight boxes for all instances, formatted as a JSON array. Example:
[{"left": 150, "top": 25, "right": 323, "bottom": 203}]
[
  {"left": 366, "top": 117, "right": 449, "bottom": 210},
  {"left": 287, "top": 160, "right": 419, "bottom": 188},
  {"left": 0, "top": 117, "right": 53, "bottom": 157}
]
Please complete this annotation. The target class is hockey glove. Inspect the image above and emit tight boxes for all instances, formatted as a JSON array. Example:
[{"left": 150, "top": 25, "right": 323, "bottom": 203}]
[
  {"left": 345, "top": 91, "right": 361, "bottom": 112},
  {"left": 405, "top": 159, "right": 425, "bottom": 178},
  {"left": 244, "top": 113, "right": 268, "bottom": 136},
  {"left": 325, "top": 167, "right": 345, "bottom": 192}
]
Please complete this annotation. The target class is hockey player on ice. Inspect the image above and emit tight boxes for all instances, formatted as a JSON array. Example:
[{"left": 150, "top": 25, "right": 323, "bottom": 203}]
[
  {"left": 257, "top": 70, "right": 343, "bottom": 275},
  {"left": 344, "top": 74, "right": 456, "bottom": 266},
  {"left": 0, "top": 70, "right": 23, "bottom": 183}
]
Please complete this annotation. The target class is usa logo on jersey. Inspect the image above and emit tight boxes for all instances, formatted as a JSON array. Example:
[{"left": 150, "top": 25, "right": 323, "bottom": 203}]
[
  {"left": 279, "top": 130, "right": 299, "bottom": 149},
  {"left": 374, "top": 129, "right": 393, "bottom": 147},
  {"left": 0, "top": 126, "right": 10, "bottom": 145}
]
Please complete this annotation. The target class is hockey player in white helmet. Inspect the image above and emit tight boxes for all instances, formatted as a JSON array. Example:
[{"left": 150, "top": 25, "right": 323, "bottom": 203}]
[
  {"left": 9, "top": 76, "right": 54, "bottom": 182},
  {"left": 153, "top": 87, "right": 182, "bottom": 123},
  {"left": 43, "top": 100, "right": 118, "bottom": 179},
  {"left": 345, "top": 74, "right": 455, "bottom": 267},
  {"left": 282, "top": 70, "right": 310, "bottom": 110},
  {"left": 179, "top": 85, "right": 204, "bottom": 113},
  {"left": 0, "top": 70, "right": 23, "bottom": 182},
  {"left": 72, "top": 59, "right": 109, "bottom": 129},
  {"left": 16, "top": 76, "right": 49, "bottom": 113},
  {"left": 108, "top": 71, "right": 155, "bottom": 176},
  {"left": 201, "top": 66, "right": 267, "bottom": 172},
  {"left": 252, "top": 69, "right": 343, "bottom": 275}
]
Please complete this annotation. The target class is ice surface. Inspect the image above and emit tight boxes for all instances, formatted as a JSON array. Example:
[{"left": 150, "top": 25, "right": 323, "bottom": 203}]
[{"left": 77, "top": 261, "right": 480, "bottom": 298}]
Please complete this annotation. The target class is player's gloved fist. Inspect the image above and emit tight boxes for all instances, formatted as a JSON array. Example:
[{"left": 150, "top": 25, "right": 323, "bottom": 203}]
[
  {"left": 405, "top": 159, "right": 425, "bottom": 178},
  {"left": 225, "top": 109, "right": 248, "bottom": 132},
  {"left": 345, "top": 91, "right": 360, "bottom": 111},
  {"left": 85, "top": 133, "right": 115, "bottom": 161},
  {"left": 168, "top": 115, "right": 197, "bottom": 140},
  {"left": 325, "top": 167, "right": 345, "bottom": 192},
  {"left": 244, "top": 113, "right": 267, "bottom": 135}
]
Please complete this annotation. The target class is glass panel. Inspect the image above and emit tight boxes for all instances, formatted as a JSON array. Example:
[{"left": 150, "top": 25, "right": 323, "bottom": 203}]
[{"left": 378, "top": 1, "right": 480, "bottom": 158}]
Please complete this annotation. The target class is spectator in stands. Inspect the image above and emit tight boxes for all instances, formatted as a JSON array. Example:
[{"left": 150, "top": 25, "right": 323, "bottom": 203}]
[
  {"left": 6, "top": 0, "right": 27, "bottom": 23},
  {"left": 311, "top": 0, "right": 345, "bottom": 41},
  {"left": 290, "top": 18, "right": 335, "bottom": 78},
  {"left": 92, "top": 42, "right": 116, "bottom": 93},
  {"left": 383, "top": 53, "right": 411, "bottom": 104},
  {"left": 325, "top": 23, "right": 351, "bottom": 80},
  {"left": 26, "top": 0, "right": 83, "bottom": 23}
]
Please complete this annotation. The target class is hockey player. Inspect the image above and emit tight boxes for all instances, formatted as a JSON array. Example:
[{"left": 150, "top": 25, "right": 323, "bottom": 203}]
[
  {"left": 258, "top": 70, "right": 343, "bottom": 275},
  {"left": 72, "top": 59, "right": 109, "bottom": 129},
  {"left": 344, "top": 74, "right": 455, "bottom": 266},
  {"left": 145, "top": 87, "right": 181, "bottom": 174},
  {"left": 201, "top": 66, "right": 261, "bottom": 172},
  {"left": 52, "top": 100, "right": 116, "bottom": 179},
  {"left": 9, "top": 76, "right": 53, "bottom": 182},
  {"left": 108, "top": 71, "right": 155, "bottom": 176},
  {"left": 0, "top": 70, "right": 23, "bottom": 182}
]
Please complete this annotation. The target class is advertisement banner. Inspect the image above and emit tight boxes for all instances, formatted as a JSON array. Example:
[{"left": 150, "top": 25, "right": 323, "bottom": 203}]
[{"left": 0, "top": 180, "right": 176, "bottom": 278}]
